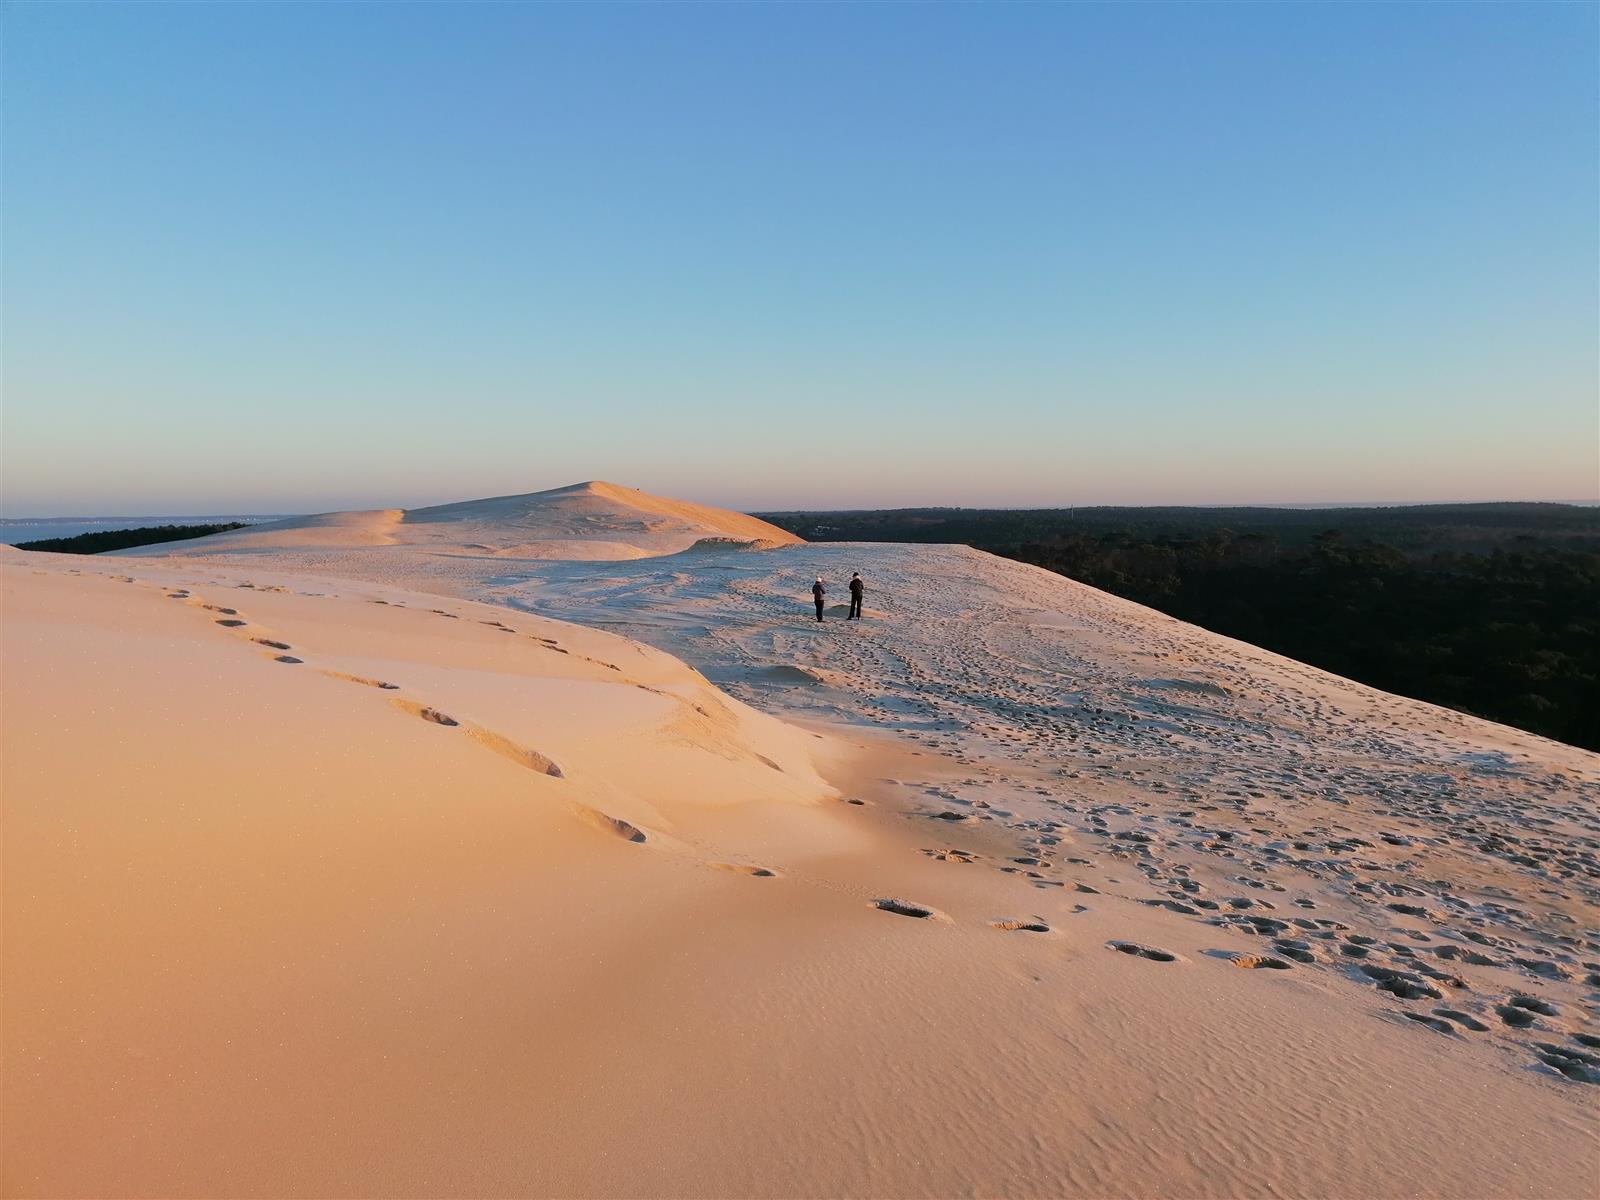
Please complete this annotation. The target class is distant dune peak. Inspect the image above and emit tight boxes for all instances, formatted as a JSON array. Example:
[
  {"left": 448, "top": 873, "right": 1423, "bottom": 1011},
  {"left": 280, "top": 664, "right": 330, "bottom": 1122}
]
[{"left": 400, "top": 479, "right": 804, "bottom": 555}]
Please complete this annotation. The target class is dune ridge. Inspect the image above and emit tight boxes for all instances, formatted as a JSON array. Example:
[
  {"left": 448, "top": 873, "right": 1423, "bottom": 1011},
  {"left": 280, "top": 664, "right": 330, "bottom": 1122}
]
[{"left": 120, "top": 480, "right": 803, "bottom": 561}]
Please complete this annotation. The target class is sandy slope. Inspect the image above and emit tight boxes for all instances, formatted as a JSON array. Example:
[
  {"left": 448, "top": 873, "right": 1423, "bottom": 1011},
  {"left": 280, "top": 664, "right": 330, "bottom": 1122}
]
[{"left": 9, "top": 485, "right": 1600, "bottom": 1199}]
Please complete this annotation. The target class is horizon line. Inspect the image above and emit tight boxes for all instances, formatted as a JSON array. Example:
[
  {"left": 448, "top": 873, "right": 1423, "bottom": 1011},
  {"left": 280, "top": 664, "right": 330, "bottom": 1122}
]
[{"left": 4, "top": 496, "right": 1598, "bottom": 522}]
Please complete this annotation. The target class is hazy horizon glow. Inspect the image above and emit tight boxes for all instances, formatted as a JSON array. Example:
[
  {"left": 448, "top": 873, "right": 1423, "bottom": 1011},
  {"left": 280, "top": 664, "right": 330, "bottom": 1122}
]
[{"left": 4, "top": 2, "right": 1596, "bottom": 516}]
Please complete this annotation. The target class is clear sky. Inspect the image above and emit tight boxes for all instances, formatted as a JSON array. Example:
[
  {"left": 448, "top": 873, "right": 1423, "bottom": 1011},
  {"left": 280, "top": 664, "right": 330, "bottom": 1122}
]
[{"left": 4, "top": 2, "right": 1596, "bottom": 515}]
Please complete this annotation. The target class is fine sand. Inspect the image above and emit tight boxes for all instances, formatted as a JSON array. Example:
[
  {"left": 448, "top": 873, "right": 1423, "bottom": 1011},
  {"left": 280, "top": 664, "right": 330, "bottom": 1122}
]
[{"left": 6, "top": 484, "right": 1599, "bottom": 1199}]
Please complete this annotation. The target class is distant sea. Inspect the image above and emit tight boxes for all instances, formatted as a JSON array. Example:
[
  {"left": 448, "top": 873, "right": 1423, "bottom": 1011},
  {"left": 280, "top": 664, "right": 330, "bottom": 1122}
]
[{"left": 0, "top": 515, "right": 288, "bottom": 546}]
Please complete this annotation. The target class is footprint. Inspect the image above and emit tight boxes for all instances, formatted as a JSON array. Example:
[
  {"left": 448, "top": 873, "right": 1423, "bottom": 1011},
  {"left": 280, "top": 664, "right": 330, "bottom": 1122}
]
[
  {"left": 573, "top": 805, "right": 648, "bottom": 844},
  {"left": 1513, "top": 994, "right": 1561, "bottom": 1015},
  {"left": 215, "top": 619, "right": 247, "bottom": 628},
  {"left": 393, "top": 700, "right": 458, "bottom": 727},
  {"left": 1534, "top": 1043, "right": 1600, "bottom": 1084},
  {"left": 325, "top": 671, "right": 400, "bottom": 690},
  {"left": 273, "top": 655, "right": 303, "bottom": 665},
  {"left": 1145, "top": 899, "right": 1200, "bottom": 915},
  {"left": 1226, "top": 953, "right": 1293, "bottom": 970},
  {"left": 1434, "top": 944, "right": 1499, "bottom": 967},
  {"left": 1414, "top": 963, "right": 1466, "bottom": 989},
  {"left": 1403, "top": 1013, "right": 1457, "bottom": 1035},
  {"left": 1434, "top": 1008, "right": 1489, "bottom": 1032},
  {"left": 871, "top": 898, "right": 953, "bottom": 923},
  {"left": 711, "top": 862, "right": 780, "bottom": 878},
  {"left": 1505, "top": 994, "right": 1560, "bottom": 1017},
  {"left": 1271, "top": 939, "right": 1317, "bottom": 964},
  {"left": 253, "top": 638, "right": 292, "bottom": 651},
  {"left": 1386, "top": 903, "right": 1433, "bottom": 919},
  {"left": 1108, "top": 941, "right": 1178, "bottom": 963},
  {"left": 465, "top": 727, "right": 563, "bottom": 778},
  {"left": 990, "top": 918, "right": 1051, "bottom": 932}
]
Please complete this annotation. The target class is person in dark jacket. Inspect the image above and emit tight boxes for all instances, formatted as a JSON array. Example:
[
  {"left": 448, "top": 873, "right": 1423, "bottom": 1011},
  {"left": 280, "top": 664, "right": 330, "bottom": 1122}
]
[
  {"left": 812, "top": 577, "right": 826, "bottom": 622},
  {"left": 847, "top": 572, "right": 864, "bottom": 620}
]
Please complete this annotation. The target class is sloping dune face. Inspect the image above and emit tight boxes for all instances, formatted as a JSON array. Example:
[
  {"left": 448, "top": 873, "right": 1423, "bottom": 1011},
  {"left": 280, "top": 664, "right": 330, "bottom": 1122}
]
[
  {"left": 7, "top": 550, "right": 1599, "bottom": 1200},
  {"left": 145, "top": 508, "right": 409, "bottom": 551},
  {"left": 9, "top": 523, "right": 1600, "bottom": 1197},
  {"left": 121, "top": 481, "right": 804, "bottom": 561}
]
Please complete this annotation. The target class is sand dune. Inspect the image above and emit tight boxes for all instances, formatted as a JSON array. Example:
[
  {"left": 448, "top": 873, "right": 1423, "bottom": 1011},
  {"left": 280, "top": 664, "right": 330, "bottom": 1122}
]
[
  {"left": 7, "top": 483, "right": 1599, "bottom": 1199},
  {"left": 124, "top": 480, "right": 803, "bottom": 561}
]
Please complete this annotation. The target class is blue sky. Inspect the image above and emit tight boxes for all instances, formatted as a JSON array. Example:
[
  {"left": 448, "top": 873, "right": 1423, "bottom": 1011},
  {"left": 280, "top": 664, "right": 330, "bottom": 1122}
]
[{"left": 4, "top": 2, "right": 1595, "bottom": 514}]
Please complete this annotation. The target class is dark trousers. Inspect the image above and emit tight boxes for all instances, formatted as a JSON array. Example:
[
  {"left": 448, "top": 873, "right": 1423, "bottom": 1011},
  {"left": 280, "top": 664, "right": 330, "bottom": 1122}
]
[
  {"left": 814, "top": 598, "right": 824, "bottom": 621},
  {"left": 849, "top": 594, "right": 862, "bottom": 619}
]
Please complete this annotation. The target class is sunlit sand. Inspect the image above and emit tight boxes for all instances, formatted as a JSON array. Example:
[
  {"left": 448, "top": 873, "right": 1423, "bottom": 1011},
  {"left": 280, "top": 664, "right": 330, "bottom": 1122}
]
[{"left": 5, "top": 482, "right": 1597, "bottom": 1198}]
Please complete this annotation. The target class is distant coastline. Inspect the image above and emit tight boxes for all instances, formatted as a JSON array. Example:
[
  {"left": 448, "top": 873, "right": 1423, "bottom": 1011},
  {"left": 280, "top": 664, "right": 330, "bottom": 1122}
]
[{"left": 0, "top": 515, "right": 292, "bottom": 546}]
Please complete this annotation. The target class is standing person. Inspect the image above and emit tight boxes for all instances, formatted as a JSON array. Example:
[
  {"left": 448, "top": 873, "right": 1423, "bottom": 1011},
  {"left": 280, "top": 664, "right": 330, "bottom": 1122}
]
[
  {"left": 848, "top": 572, "right": 865, "bottom": 620},
  {"left": 811, "top": 577, "right": 827, "bottom": 622}
]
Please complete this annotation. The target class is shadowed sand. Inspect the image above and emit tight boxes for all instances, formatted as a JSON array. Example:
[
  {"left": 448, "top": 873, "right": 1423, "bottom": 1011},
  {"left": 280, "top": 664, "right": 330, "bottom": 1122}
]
[{"left": 6, "top": 483, "right": 1598, "bottom": 1199}]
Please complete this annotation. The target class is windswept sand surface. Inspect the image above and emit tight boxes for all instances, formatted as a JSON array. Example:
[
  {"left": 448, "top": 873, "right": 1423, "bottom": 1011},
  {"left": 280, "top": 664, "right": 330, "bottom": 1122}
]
[{"left": 9, "top": 492, "right": 1600, "bottom": 1198}]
